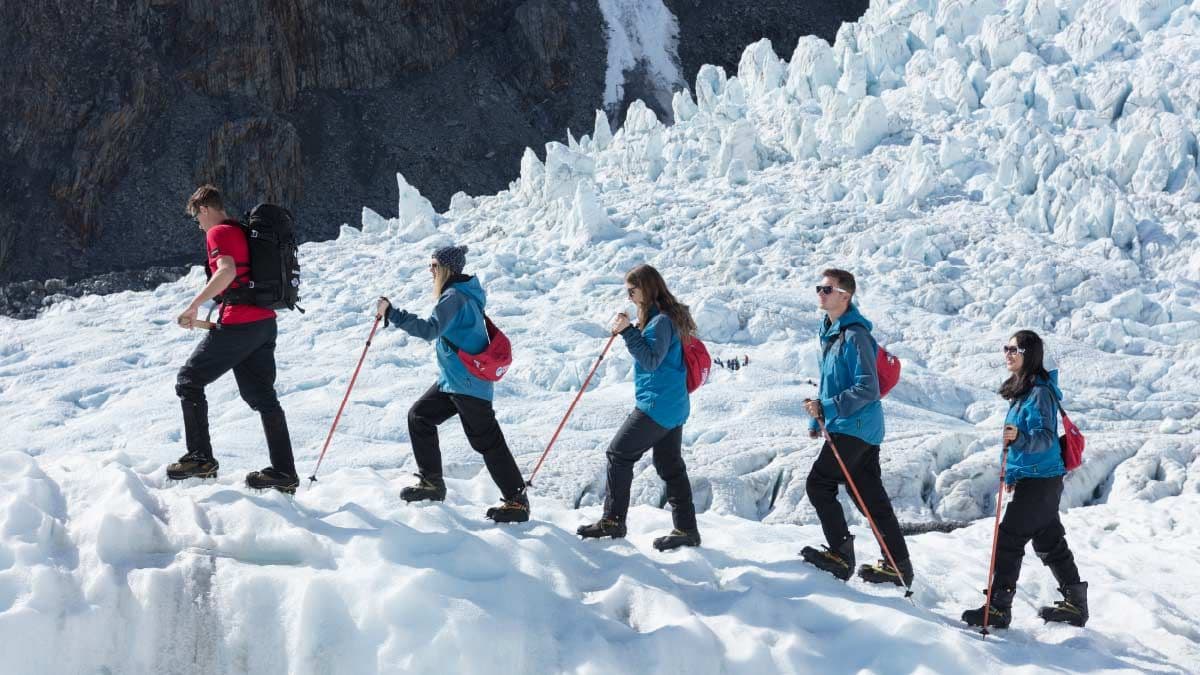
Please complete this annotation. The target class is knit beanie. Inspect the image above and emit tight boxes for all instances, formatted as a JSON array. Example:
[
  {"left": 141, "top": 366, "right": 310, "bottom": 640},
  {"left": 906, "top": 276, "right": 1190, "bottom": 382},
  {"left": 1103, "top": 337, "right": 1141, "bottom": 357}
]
[{"left": 432, "top": 244, "right": 468, "bottom": 275}]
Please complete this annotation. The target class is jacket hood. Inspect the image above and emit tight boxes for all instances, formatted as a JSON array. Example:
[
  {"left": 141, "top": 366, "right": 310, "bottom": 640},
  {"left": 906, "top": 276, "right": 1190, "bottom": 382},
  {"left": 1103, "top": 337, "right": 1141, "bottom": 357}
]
[
  {"left": 822, "top": 303, "right": 873, "bottom": 337},
  {"left": 445, "top": 275, "right": 486, "bottom": 308}
]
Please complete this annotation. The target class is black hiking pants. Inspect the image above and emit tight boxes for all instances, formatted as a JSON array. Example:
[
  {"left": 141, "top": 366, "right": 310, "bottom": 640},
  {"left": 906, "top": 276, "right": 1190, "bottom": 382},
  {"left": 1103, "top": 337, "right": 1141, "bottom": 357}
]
[
  {"left": 175, "top": 318, "right": 296, "bottom": 476},
  {"left": 603, "top": 410, "right": 697, "bottom": 531},
  {"left": 993, "top": 475, "right": 1080, "bottom": 593},
  {"left": 806, "top": 433, "right": 910, "bottom": 563},
  {"left": 407, "top": 384, "right": 525, "bottom": 499}
]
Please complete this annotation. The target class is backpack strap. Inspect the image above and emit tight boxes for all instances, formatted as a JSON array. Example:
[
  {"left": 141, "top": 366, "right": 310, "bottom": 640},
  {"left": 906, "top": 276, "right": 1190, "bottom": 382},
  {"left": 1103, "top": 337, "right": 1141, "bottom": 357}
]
[
  {"left": 440, "top": 292, "right": 490, "bottom": 353},
  {"left": 1042, "top": 383, "right": 1069, "bottom": 419}
]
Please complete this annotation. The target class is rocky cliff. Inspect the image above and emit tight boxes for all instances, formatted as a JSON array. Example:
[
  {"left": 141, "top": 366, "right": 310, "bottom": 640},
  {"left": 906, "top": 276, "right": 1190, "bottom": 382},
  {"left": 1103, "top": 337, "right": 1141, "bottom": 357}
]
[{"left": 0, "top": 0, "right": 866, "bottom": 317}]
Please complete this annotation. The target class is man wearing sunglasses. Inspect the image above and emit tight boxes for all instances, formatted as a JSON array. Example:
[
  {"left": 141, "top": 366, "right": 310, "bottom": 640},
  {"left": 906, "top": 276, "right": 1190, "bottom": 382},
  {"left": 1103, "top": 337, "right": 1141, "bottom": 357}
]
[{"left": 800, "top": 268, "right": 913, "bottom": 589}]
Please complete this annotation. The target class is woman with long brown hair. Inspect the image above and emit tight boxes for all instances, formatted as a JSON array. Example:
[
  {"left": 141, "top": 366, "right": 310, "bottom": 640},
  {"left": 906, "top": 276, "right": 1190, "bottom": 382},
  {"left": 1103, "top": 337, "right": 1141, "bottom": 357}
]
[{"left": 577, "top": 264, "right": 700, "bottom": 551}]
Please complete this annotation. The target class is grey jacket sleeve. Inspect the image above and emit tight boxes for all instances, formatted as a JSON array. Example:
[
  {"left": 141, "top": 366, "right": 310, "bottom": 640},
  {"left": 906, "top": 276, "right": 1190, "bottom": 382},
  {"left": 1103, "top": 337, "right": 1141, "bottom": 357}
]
[
  {"left": 389, "top": 291, "right": 467, "bottom": 342},
  {"left": 620, "top": 315, "right": 674, "bottom": 371},
  {"left": 1013, "top": 387, "right": 1058, "bottom": 453},
  {"left": 820, "top": 326, "right": 881, "bottom": 421}
]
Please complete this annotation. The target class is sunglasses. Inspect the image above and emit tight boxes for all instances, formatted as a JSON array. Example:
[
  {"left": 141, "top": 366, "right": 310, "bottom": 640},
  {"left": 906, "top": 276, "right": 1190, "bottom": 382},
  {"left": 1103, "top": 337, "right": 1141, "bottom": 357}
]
[
  {"left": 1002, "top": 346, "right": 1026, "bottom": 355},
  {"left": 626, "top": 287, "right": 637, "bottom": 297},
  {"left": 429, "top": 262, "right": 440, "bottom": 271},
  {"left": 815, "top": 285, "right": 849, "bottom": 296}
]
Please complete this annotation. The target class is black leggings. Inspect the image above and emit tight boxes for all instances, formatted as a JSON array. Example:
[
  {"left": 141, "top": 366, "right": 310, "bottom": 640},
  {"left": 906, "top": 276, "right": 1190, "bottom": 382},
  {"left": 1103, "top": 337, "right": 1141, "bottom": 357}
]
[
  {"left": 993, "top": 475, "right": 1080, "bottom": 589},
  {"left": 603, "top": 410, "right": 697, "bottom": 530},
  {"left": 407, "top": 384, "right": 525, "bottom": 499}
]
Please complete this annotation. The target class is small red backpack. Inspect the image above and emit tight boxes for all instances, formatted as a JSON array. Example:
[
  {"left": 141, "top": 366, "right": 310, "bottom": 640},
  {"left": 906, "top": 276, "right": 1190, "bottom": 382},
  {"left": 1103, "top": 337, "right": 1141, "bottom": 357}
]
[
  {"left": 876, "top": 346, "right": 901, "bottom": 397},
  {"left": 682, "top": 337, "right": 711, "bottom": 393}
]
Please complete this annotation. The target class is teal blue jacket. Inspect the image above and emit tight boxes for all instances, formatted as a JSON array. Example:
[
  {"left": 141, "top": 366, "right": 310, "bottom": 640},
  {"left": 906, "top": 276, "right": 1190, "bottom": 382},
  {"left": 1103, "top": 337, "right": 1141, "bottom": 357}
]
[
  {"left": 621, "top": 308, "right": 689, "bottom": 429},
  {"left": 809, "top": 304, "right": 884, "bottom": 445},
  {"left": 1004, "top": 371, "right": 1066, "bottom": 484},
  {"left": 388, "top": 275, "right": 493, "bottom": 401}
]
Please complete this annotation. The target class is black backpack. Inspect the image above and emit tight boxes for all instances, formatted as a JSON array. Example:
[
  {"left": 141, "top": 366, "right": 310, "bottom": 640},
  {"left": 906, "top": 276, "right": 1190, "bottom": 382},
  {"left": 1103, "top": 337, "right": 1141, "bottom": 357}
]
[{"left": 209, "top": 204, "right": 303, "bottom": 312}]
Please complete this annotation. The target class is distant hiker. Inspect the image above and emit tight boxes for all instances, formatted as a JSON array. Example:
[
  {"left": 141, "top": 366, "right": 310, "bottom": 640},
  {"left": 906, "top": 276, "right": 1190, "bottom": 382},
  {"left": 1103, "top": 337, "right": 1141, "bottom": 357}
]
[
  {"left": 377, "top": 245, "right": 529, "bottom": 523},
  {"left": 743, "top": 354, "right": 749, "bottom": 366},
  {"left": 169, "top": 185, "right": 298, "bottom": 493},
  {"left": 577, "top": 264, "right": 700, "bottom": 551},
  {"left": 800, "top": 268, "right": 913, "bottom": 587},
  {"left": 963, "top": 330, "right": 1088, "bottom": 629}
]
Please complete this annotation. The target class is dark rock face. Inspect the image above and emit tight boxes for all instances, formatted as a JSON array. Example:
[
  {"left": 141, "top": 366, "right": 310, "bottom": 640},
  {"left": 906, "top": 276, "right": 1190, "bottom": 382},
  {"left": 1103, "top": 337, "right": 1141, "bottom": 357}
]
[
  {"left": 0, "top": 0, "right": 605, "bottom": 288},
  {"left": 1, "top": 0, "right": 867, "bottom": 318}
]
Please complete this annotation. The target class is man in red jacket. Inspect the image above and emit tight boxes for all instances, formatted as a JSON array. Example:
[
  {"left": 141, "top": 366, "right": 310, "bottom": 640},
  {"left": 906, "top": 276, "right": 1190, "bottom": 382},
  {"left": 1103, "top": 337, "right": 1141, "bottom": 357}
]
[{"left": 169, "top": 184, "right": 298, "bottom": 493}]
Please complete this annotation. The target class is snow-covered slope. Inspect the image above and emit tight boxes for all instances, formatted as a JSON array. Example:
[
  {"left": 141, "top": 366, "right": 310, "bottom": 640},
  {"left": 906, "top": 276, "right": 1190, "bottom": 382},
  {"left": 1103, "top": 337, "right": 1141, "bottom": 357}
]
[{"left": 2, "top": 0, "right": 1199, "bottom": 672}]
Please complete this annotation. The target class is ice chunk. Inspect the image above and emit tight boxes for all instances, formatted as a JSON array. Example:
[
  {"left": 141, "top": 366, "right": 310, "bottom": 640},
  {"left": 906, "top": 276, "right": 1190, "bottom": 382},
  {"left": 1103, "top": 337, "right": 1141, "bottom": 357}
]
[
  {"left": 695, "top": 64, "right": 727, "bottom": 113},
  {"left": 563, "top": 182, "right": 622, "bottom": 247},
  {"left": 361, "top": 207, "right": 391, "bottom": 235},
  {"left": 671, "top": 89, "right": 697, "bottom": 124},
  {"left": 936, "top": 0, "right": 1001, "bottom": 43},
  {"left": 518, "top": 147, "right": 545, "bottom": 200},
  {"left": 786, "top": 36, "right": 838, "bottom": 102},
  {"left": 1119, "top": 0, "right": 1186, "bottom": 35},
  {"left": 1023, "top": 0, "right": 1063, "bottom": 38},
  {"left": 726, "top": 158, "right": 749, "bottom": 185},
  {"left": 396, "top": 173, "right": 436, "bottom": 227},
  {"left": 713, "top": 119, "right": 764, "bottom": 176},
  {"left": 593, "top": 109, "right": 612, "bottom": 150},
  {"left": 448, "top": 192, "right": 476, "bottom": 213},
  {"left": 738, "top": 39, "right": 785, "bottom": 99},
  {"left": 844, "top": 96, "right": 890, "bottom": 156},
  {"left": 980, "top": 14, "right": 1029, "bottom": 69},
  {"left": 1060, "top": 10, "right": 1134, "bottom": 64},
  {"left": 542, "top": 142, "right": 595, "bottom": 203}
]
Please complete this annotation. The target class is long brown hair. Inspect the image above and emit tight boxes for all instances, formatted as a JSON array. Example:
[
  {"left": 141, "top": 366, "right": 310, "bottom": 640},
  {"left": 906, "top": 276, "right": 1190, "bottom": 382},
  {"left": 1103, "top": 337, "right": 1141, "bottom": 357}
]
[
  {"left": 999, "top": 330, "right": 1051, "bottom": 401},
  {"left": 432, "top": 261, "right": 452, "bottom": 301},
  {"left": 625, "top": 264, "right": 697, "bottom": 343}
]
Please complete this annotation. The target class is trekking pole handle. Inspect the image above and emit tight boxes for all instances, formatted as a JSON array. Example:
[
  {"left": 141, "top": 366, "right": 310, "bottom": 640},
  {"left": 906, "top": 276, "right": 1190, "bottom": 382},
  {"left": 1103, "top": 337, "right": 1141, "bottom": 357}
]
[{"left": 192, "top": 320, "right": 217, "bottom": 331}]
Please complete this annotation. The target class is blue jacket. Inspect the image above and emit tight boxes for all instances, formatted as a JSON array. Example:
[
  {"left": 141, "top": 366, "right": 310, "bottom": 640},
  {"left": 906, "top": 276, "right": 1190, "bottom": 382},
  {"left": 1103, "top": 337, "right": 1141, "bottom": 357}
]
[
  {"left": 620, "top": 308, "right": 689, "bottom": 429},
  {"left": 1004, "top": 371, "right": 1065, "bottom": 484},
  {"left": 388, "top": 275, "right": 493, "bottom": 401},
  {"left": 809, "top": 304, "right": 885, "bottom": 445}
]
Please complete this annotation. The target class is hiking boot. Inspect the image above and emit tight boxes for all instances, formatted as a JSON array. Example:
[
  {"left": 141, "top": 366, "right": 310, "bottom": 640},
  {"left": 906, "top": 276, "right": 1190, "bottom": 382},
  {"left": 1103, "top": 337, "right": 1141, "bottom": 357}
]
[
  {"left": 400, "top": 473, "right": 446, "bottom": 502},
  {"left": 245, "top": 467, "right": 300, "bottom": 494},
  {"left": 800, "top": 535, "right": 855, "bottom": 581},
  {"left": 166, "top": 453, "right": 219, "bottom": 481},
  {"left": 486, "top": 491, "right": 530, "bottom": 523},
  {"left": 1039, "top": 582, "right": 1088, "bottom": 627},
  {"left": 858, "top": 557, "right": 914, "bottom": 587},
  {"left": 962, "top": 586, "right": 1015, "bottom": 629},
  {"left": 576, "top": 518, "right": 627, "bottom": 540},
  {"left": 652, "top": 528, "right": 701, "bottom": 551}
]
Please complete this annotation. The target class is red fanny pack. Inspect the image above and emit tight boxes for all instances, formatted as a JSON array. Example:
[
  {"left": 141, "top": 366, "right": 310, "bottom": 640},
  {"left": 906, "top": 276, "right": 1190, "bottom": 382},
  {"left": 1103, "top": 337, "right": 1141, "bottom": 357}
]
[{"left": 444, "top": 315, "right": 512, "bottom": 382}]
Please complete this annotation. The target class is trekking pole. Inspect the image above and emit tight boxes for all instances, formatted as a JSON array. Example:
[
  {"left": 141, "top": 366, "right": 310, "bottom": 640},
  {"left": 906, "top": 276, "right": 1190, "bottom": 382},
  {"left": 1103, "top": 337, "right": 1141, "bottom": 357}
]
[
  {"left": 308, "top": 314, "right": 383, "bottom": 485},
  {"left": 526, "top": 333, "right": 618, "bottom": 488},
  {"left": 816, "top": 416, "right": 915, "bottom": 599},
  {"left": 980, "top": 437, "right": 1011, "bottom": 638}
]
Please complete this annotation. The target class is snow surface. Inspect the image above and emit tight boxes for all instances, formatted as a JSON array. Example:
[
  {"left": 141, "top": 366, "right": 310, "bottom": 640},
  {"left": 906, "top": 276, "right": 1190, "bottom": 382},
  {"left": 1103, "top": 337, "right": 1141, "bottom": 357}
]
[{"left": 3, "top": 0, "right": 1200, "bottom": 672}]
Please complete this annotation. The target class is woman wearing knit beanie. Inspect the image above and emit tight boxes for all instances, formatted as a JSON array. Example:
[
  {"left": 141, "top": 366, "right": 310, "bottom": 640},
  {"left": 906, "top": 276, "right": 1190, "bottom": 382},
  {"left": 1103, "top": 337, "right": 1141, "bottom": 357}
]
[{"left": 376, "top": 245, "right": 530, "bottom": 523}]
